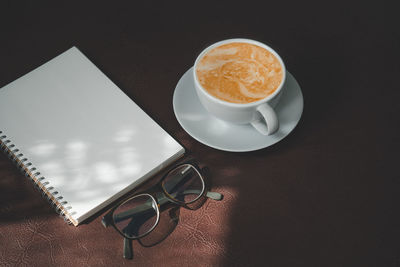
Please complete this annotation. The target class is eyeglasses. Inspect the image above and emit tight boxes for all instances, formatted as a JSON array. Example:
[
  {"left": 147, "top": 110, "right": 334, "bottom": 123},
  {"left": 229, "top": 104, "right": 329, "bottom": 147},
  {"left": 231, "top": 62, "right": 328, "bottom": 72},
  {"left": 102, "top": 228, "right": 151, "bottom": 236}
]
[{"left": 101, "top": 162, "right": 223, "bottom": 259}]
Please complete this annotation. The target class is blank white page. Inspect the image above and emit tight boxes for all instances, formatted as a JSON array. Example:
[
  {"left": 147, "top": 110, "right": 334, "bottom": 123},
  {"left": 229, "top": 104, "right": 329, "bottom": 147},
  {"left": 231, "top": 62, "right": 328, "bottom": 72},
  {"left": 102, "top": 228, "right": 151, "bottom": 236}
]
[{"left": 0, "top": 47, "right": 184, "bottom": 225}]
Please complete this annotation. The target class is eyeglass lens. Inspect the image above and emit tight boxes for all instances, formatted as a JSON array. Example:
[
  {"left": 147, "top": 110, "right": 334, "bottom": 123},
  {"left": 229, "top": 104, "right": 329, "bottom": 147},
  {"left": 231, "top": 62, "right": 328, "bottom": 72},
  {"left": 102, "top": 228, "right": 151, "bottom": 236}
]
[
  {"left": 113, "top": 194, "right": 158, "bottom": 239},
  {"left": 162, "top": 164, "right": 204, "bottom": 204}
]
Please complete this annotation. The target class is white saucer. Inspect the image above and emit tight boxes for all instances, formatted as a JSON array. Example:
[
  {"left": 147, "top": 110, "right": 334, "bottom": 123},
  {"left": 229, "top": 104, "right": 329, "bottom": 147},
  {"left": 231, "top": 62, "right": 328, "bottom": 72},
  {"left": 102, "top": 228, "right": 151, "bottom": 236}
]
[{"left": 173, "top": 67, "right": 304, "bottom": 152}]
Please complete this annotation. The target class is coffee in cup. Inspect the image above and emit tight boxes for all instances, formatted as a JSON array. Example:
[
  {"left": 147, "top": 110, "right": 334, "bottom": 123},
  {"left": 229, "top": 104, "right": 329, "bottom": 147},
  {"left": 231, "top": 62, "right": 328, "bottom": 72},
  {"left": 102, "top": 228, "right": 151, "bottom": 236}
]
[
  {"left": 196, "top": 42, "right": 283, "bottom": 104},
  {"left": 193, "top": 39, "right": 286, "bottom": 135}
]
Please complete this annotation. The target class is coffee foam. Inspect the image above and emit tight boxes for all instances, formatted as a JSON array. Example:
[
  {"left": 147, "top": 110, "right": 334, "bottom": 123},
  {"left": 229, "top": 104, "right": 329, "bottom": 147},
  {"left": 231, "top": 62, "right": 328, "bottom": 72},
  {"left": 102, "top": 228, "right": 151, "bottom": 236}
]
[{"left": 196, "top": 42, "right": 283, "bottom": 104}]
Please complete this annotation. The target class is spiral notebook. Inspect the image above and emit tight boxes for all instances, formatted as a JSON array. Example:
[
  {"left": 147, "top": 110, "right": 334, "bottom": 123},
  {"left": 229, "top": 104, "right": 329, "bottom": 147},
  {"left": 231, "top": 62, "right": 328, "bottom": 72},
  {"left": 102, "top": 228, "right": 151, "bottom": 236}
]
[{"left": 0, "top": 47, "right": 184, "bottom": 226}]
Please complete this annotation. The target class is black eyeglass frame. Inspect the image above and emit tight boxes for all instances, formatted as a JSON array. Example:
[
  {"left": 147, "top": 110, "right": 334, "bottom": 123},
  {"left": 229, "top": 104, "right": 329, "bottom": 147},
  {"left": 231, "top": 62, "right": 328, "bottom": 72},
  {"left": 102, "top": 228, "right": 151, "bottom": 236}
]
[{"left": 101, "top": 161, "right": 207, "bottom": 241}]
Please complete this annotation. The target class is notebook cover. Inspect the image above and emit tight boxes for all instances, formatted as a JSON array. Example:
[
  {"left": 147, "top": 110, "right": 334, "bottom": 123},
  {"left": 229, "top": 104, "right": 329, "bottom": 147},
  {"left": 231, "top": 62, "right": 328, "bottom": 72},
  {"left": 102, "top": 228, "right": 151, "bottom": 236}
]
[{"left": 0, "top": 47, "right": 184, "bottom": 226}]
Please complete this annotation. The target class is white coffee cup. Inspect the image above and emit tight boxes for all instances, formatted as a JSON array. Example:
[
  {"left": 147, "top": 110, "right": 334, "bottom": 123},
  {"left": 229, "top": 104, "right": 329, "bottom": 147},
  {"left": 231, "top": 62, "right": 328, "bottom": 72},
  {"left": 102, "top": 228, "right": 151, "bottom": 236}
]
[{"left": 193, "top": 38, "right": 286, "bottom": 135}]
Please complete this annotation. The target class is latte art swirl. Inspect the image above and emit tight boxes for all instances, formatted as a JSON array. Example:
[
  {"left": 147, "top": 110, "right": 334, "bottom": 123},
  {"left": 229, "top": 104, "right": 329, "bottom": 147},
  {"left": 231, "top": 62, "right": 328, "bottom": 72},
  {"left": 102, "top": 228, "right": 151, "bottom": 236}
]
[{"left": 196, "top": 43, "right": 283, "bottom": 104}]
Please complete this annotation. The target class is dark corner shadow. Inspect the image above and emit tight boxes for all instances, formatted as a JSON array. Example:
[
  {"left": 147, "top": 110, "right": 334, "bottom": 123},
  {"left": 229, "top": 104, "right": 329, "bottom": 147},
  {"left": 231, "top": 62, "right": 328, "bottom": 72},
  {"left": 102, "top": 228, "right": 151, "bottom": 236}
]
[{"left": 219, "top": 36, "right": 349, "bottom": 267}]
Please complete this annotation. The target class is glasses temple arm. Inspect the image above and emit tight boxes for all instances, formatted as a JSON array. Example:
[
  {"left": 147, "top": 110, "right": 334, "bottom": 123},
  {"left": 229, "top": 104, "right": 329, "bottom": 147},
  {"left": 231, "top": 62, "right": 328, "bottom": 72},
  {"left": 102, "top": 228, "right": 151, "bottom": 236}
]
[
  {"left": 123, "top": 238, "right": 133, "bottom": 259},
  {"left": 205, "top": 191, "right": 223, "bottom": 201}
]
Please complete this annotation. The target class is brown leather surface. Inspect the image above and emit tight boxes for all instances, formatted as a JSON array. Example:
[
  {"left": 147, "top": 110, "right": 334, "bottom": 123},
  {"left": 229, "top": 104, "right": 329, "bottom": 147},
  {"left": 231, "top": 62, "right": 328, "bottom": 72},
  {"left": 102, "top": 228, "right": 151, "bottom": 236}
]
[{"left": 0, "top": 1, "right": 399, "bottom": 266}]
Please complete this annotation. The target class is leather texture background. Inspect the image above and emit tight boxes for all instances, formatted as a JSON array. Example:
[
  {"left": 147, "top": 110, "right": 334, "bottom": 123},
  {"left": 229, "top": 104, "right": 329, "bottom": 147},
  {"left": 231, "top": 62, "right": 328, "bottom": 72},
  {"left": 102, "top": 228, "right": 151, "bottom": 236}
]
[{"left": 0, "top": 1, "right": 399, "bottom": 266}]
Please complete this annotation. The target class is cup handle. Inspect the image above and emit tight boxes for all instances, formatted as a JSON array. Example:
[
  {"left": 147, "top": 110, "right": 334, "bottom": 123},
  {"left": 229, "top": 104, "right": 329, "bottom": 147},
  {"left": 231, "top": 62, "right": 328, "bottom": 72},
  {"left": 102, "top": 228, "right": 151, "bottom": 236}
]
[{"left": 250, "top": 103, "right": 279, "bottom": 135}]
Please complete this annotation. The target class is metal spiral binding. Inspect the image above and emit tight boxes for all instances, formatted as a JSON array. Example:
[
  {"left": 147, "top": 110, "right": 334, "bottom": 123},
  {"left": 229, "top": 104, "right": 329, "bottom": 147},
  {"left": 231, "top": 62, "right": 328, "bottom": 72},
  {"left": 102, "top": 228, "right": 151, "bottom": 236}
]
[{"left": 0, "top": 131, "right": 77, "bottom": 225}]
